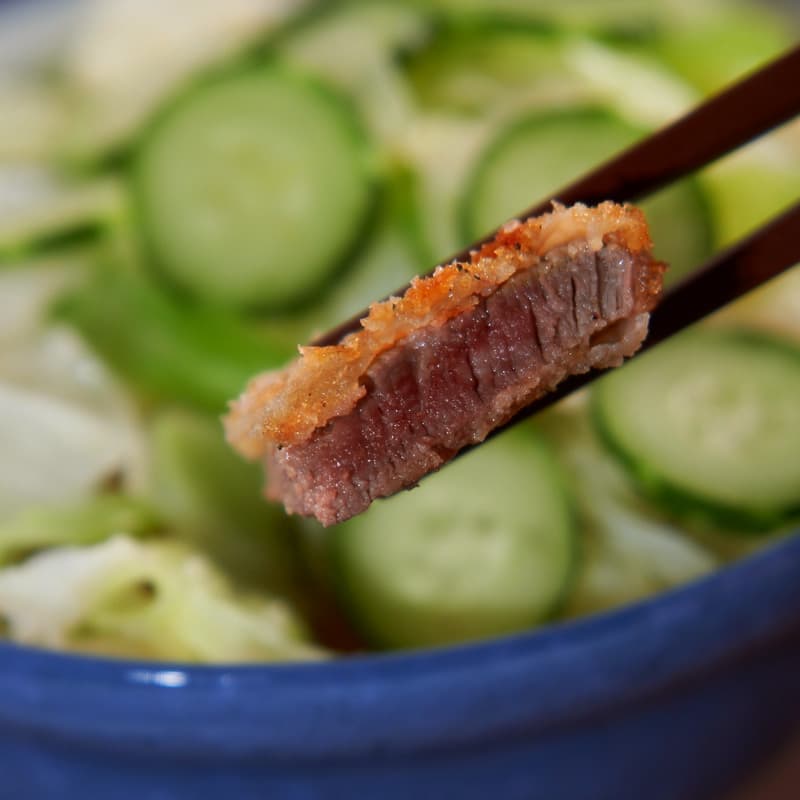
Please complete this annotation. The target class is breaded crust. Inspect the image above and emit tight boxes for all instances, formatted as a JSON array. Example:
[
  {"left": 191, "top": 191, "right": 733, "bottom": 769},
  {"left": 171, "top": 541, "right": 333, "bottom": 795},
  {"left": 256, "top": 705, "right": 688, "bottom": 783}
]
[{"left": 225, "top": 202, "right": 658, "bottom": 459}]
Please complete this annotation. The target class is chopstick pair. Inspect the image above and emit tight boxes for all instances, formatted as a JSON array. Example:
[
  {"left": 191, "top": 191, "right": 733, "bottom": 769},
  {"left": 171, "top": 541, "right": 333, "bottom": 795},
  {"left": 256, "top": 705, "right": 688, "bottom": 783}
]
[
  {"left": 315, "top": 44, "right": 799, "bottom": 330},
  {"left": 312, "top": 43, "right": 800, "bottom": 421}
]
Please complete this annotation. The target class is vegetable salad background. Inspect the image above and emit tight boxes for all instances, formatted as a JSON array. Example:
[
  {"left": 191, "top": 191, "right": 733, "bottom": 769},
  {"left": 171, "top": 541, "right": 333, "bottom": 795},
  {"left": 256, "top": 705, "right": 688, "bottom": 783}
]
[{"left": 0, "top": 0, "right": 798, "bottom": 661}]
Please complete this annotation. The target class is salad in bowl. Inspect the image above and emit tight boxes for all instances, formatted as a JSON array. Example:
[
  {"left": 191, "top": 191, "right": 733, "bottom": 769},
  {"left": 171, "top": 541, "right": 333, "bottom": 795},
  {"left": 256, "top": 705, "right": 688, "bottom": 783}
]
[{"left": 0, "top": 0, "right": 798, "bottom": 663}]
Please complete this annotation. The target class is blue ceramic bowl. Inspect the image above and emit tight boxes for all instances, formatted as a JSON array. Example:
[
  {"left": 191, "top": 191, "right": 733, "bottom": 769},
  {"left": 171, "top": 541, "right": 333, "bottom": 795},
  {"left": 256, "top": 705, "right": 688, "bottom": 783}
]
[
  {"left": 2, "top": 2, "right": 799, "bottom": 796},
  {"left": 1, "top": 530, "right": 799, "bottom": 799}
]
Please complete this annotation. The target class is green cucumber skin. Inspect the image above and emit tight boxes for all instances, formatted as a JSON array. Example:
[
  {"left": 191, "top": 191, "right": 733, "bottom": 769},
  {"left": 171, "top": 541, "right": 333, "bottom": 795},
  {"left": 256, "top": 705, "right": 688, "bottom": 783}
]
[
  {"left": 131, "top": 62, "right": 379, "bottom": 313},
  {"left": 330, "top": 531, "right": 582, "bottom": 653},
  {"left": 329, "top": 429, "right": 580, "bottom": 651},
  {"left": 459, "top": 106, "right": 615, "bottom": 235},
  {"left": 343, "top": 517, "right": 582, "bottom": 651},
  {"left": 592, "top": 330, "right": 800, "bottom": 534},
  {"left": 301, "top": 165, "right": 430, "bottom": 333},
  {"left": 526, "top": 433, "right": 582, "bottom": 625},
  {"left": 0, "top": 222, "right": 106, "bottom": 263}
]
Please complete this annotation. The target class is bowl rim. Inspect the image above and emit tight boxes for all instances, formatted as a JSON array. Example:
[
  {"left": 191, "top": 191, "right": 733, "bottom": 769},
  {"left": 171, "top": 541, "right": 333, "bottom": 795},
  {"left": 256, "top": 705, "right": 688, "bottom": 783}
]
[{"left": 0, "top": 529, "right": 798, "bottom": 759}]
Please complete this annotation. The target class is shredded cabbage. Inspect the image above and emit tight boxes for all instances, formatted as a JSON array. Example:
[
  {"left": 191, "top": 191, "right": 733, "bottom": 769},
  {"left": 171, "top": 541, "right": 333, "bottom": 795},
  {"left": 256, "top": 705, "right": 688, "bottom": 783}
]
[
  {"left": 61, "top": 0, "right": 309, "bottom": 160},
  {"left": 0, "top": 534, "right": 324, "bottom": 662},
  {"left": 0, "top": 165, "right": 124, "bottom": 256},
  {"left": 0, "top": 327, "right": 147, "bottom": 516},
  {"left": 538, "top": 398, "right": 718, "bottom": 617},
  {"left": 0, "top": 494, "right": 160, "bottom": 565}
]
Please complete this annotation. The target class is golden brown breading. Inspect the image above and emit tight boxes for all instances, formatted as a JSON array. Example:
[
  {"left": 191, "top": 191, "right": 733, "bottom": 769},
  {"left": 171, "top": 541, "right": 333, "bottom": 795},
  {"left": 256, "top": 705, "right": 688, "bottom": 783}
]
[{"left": 225, "top": 202, "right": 655, "bottom": 458}]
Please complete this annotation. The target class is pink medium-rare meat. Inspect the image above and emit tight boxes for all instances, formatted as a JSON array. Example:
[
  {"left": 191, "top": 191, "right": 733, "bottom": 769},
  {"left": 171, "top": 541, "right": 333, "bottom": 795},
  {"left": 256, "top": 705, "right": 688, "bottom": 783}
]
[{"left": 225, "top": 202, "right": 665, "bottom": 526}]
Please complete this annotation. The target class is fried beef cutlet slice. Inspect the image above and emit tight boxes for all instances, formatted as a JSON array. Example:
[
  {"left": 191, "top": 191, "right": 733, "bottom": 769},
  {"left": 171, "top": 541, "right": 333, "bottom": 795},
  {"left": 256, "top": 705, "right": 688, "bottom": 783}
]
[{"left": 225, "top": 202, "right": 665, "bottom": 526}]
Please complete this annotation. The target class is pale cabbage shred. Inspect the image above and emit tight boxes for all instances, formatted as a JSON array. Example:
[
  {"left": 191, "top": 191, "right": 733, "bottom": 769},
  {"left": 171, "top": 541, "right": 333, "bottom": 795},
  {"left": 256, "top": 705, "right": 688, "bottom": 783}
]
[
  {"left": 537, "top": 395, "right": 718, "bottom": 618},
  {"left": 0, "top": 257, "right": 318, "bottom": 663},
  {"left": 0, "top": 164, "right": 124, "bottom": 252},
  {"left": 60, "top": 0, "right": 309, "bottom": 158},
  {"left": 0, "top": 263, "right": 146, "bottom": 517},
  {"left": 0, "top": 0, "right": 326, "bottom": 663},
  {"left": 0, "top": 534, "right": 322, "bottom": 662}
]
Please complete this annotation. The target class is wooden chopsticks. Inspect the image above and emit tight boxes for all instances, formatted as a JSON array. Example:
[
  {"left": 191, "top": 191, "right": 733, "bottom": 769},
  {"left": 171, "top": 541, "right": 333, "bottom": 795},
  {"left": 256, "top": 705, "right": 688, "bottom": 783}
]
[
  {"left": 315, "top": 44, "right": 800, "bottom": 349},
  {"left": 512, "top": 43, "right": 800, "bottom": 218},
  {"left": 647, "top": 199, "right": 800, "bottom": 348}
]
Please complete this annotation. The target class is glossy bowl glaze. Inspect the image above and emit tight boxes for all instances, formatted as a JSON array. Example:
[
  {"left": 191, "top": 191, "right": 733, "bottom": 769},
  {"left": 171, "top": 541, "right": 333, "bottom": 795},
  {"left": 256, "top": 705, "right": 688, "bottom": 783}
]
[
  {"left": 1, "top": 529, "right": 799, "bottom": 799},
  {"left": 1, "top": 1, "right": 799, "bottom": 796}
]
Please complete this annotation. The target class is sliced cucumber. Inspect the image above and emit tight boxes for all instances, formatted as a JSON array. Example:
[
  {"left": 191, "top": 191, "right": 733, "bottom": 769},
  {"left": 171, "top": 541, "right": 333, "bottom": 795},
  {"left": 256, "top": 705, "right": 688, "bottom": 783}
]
[
  {"left": 302, "top": 166, "right": 427, "bottom": 332},
  {"left": 461, "top": 107, "right": 713, "bottom": 286},
  {"left": 403, "top": 27, "right": 697, "bottom": 269},
  {"left": 59, "top": 0, "right": 304, "bottom": 165},
  {"left": 246, "top": 168, "right": 428, "bottom": 346},
  {"left": 593, "top": 330, "right": 800, "bottom": 530},
  {"left": 331, "top": 428, "right": 576, "bottom": 650},
  {"left": 133, "top": 67, "right": 374, "bottom": 311},
  {"left": 277, "top": 1, "right": 431, "bottom": 150},
  {"left": 536, "top": 398, "right": 717, "bottom": 618}
]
